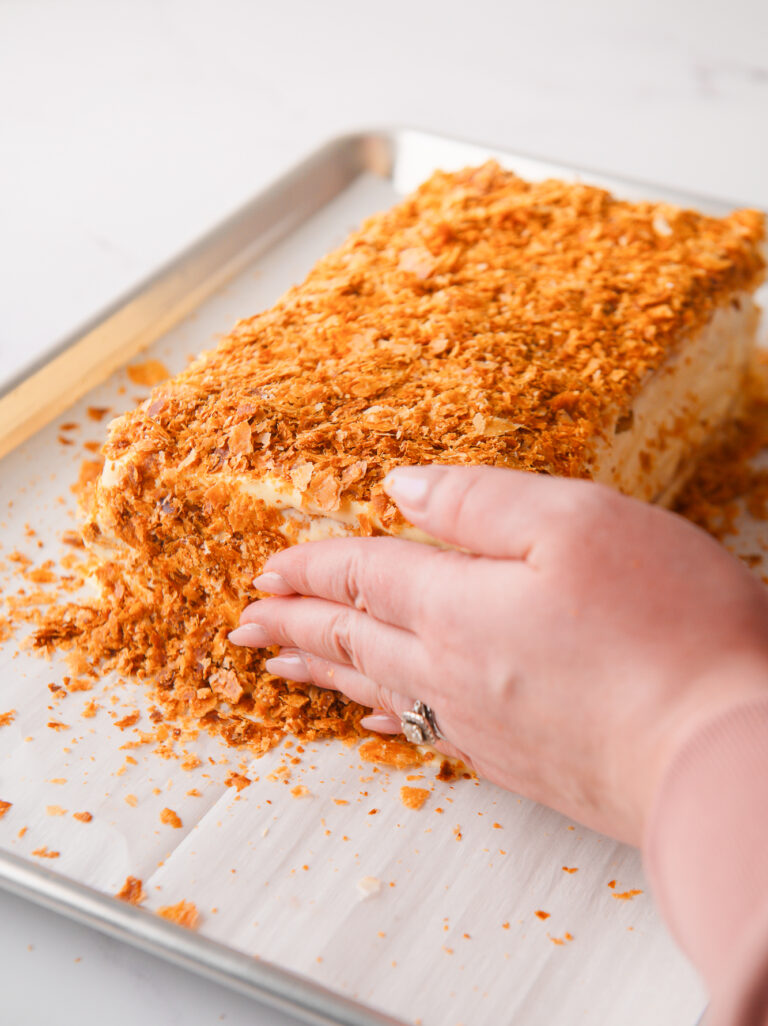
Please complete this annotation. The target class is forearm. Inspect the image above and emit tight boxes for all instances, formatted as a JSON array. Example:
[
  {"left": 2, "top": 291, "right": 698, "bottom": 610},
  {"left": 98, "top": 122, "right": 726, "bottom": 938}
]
[{"left": 644, "top": 697, "right": 768, "bottom": 1026}]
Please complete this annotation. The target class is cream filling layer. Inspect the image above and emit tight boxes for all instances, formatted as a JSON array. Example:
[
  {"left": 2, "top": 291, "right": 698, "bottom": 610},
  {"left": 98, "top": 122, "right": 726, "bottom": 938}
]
[{"left": 591, "top": 292, "right": 758, "bottom": 504}]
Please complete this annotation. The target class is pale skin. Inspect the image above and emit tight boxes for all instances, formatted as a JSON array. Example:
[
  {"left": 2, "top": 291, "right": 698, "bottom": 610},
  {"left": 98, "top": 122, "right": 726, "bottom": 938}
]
[{"left": 228, "top": 464, "right": 768, "bottom": 846}]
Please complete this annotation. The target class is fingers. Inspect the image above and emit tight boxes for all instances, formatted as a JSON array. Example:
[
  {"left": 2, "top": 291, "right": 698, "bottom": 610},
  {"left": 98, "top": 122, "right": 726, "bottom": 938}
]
[
  {"left": 253, "top": 536, "right": 463, "bottom": 631},
  {"left": 359, "top": 711, "right": 401, "bottom": 734},
  {"left": 383, "top": 464, "right": 601, "bottom": 559},
  {"left": 264, "top": 647, "right": 412, "bottom": 722},
  {"left": 232, "top": 595, "right": 432, "bottom": 701}
]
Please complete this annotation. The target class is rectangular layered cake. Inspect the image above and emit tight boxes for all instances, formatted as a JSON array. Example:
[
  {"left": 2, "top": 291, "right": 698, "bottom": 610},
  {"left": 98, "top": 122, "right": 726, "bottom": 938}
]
[{"left": 76, "top": 163, "right": 765, "bottom": 749}]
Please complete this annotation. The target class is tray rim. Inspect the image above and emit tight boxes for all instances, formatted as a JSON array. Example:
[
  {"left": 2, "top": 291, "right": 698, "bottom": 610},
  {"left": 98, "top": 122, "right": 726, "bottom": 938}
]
[
  {"left": 0, "top": 124, "right": 734, "bottom": 1025},
  {"left": 0, "top": 847, "right": 403, "bottom": 1026}
]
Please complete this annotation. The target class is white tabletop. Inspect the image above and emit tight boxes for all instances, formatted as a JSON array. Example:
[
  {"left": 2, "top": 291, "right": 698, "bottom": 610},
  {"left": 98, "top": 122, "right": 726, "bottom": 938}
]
[{"left": 1, "top": 0, "right": 767, "bottom": 1022}]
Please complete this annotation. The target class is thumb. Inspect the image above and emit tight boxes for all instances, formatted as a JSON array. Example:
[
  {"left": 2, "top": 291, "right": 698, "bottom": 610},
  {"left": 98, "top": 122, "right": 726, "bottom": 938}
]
[{"left": 383, "top": 464, "right": 574, "bottom": 558}]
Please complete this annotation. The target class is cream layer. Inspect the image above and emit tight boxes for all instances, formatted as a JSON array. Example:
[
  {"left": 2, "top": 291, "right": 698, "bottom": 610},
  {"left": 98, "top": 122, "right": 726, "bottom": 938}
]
[{"left": 592, "top": 292, "right": 758, "bottom": 505}]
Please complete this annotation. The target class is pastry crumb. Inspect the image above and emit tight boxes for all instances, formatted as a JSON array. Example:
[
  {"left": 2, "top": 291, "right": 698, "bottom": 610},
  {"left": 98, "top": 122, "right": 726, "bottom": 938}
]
[
  {"left": 400, "top": 786, "right": 430, "bottom": 810},
  {"left": 114, "top": 711, "right": 140, "bottom": 730},
  {"left": 115, "top": 876, "right": 146, "bottom": 905},
  {"left": 160, "top": 807, "right": 182, "bottom": 829},
  {"left": 359, "top": 739, "right": 426, "bottom": 770},
  {"left": 224, "top": 772, "right": 251, "bottom": 792},
  {"left": 157, "top": 900, "right": 200, "bottom": 930},
  {"left": 612, "top": 889, "right": 644, "bottom": 901},
  {"left": 127, "top": 360, "right": 170, "bottom": 387}
]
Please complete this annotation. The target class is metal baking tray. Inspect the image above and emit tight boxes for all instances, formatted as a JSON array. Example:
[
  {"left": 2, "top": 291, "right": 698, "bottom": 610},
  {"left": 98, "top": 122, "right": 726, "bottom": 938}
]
[{"left": 0, "top": 128, "right": 741, "bottom": 1026}]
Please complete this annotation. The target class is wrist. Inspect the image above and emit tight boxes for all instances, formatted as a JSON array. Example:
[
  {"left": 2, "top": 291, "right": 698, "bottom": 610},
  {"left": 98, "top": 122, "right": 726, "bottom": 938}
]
[
  {"left": 643, "top": 693, "right": 768, "bottom": 981},
  {"left": 641, "top": 652, "right": 768, "bottom": 834}
]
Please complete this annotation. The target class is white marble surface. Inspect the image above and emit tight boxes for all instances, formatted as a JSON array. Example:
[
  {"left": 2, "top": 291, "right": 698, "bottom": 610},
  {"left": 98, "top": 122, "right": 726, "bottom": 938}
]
[{"left": 1, "top": 0, "right": 767, "bottom": 1022}]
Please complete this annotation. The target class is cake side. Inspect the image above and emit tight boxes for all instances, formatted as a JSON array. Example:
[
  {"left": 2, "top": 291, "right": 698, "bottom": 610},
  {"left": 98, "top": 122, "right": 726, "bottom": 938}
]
[{"left": 592, "top": 291, "right": 761, "bottom": 504}]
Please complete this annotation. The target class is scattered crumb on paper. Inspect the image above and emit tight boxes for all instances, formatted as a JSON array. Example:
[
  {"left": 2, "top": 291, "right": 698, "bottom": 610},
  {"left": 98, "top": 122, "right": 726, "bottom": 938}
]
[
  {"left": 160, "top": 807, "right": 182, "bottom": 828},
  {"left": 224, "top": 772, "right": 251, "bottom": 792},
  {"left": 116, "top": 876, "right": 146, "bottom": 905},
  {"left": 359, "top": 738, "right": 426, "bottom": 770},
  {"left": 157, "top": 900, "right": 200, "bottom": 930},
  {"left": 31, "top": 846, "right": 60, "bottom": 859},
  {"left": 400, "top": 786, "right": 430, "bottom": 810},
  {"left": 127, "top": 360, "right": 170, "bottom": 386},
  {"left": 86, "top": 406, "right": 110, "bottom": 421}
]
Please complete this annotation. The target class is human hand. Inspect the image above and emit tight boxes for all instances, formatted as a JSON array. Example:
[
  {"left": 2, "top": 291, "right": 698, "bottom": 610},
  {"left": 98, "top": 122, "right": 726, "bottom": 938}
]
[{"left": 229, "top": 465, "right": 768, "bottom": 844}]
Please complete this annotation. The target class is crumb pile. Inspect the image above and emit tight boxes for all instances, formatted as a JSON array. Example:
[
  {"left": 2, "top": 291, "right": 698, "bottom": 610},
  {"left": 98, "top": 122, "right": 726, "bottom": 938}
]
[{"left": 3, "top": 162, "right": 764, "bottom": 758}]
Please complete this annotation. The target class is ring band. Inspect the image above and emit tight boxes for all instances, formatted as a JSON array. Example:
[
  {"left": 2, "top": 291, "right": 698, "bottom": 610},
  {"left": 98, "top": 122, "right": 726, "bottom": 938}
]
[{"left": 400, "top": 701, "right": 445, "bottom": 745}]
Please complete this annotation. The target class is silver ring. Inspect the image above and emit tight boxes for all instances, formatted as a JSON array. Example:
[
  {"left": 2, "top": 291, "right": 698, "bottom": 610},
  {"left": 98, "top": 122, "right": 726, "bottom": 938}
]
[{"left": 400, "top": 701, "right": 445, "bottom": 745}]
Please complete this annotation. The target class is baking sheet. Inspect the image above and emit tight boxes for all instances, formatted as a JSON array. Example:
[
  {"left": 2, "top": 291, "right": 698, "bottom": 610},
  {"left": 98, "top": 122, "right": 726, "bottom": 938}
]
[{"left": 0, "top": 130, "right": 741, "bottom": 1025}]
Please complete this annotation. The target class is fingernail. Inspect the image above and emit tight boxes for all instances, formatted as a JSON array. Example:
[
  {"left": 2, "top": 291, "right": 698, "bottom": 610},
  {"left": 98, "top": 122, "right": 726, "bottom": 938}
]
[
  {"left": 265, "top": 651, "right": 311, "bottom": 683},
  {"left": 252, "top": 571, "right": 294, "bottom": 595},
  {"left": 228, "top": 623, "right": 270, "bottom": 647},
  {"left": 360, "top": 713, "right": 402, "bottom": 734},
  {"left": 383, "top": 467, "right": 437, "bottom": 511}
]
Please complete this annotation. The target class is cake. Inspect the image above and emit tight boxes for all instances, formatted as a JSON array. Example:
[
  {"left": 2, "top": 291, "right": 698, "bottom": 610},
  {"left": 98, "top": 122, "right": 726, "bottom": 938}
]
[{"left": 74, "top": 162, "right": 765, "bottom": 749}]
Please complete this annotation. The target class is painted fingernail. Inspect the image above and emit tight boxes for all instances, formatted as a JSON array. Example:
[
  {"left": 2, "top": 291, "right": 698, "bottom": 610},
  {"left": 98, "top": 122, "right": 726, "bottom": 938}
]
[
  {"left": 265, "top": 651, "right": 311, "bottom": 683},
  {"left": 360, "top": 713, "right": 402, "bottom": 734},
  {"left": 228, "top": 623, "right": 270, "bottom": 647},
  {"left": 252, "top": 571, "right": 295, "bottom": 595},
  {"left": 383, "top": 467, "right": 437, "bottom": 511}
]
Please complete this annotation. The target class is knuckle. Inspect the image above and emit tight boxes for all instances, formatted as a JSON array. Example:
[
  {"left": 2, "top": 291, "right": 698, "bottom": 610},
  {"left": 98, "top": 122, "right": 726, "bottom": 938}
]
[
  {"left": 434, "top": 470, "right": 484, "bottom": 539},
  {"left": 341, "top": 549, "right": 368, "bottom": 611},
  {"left": 324, "top": 607, "right": 360, "bottom": 666}
]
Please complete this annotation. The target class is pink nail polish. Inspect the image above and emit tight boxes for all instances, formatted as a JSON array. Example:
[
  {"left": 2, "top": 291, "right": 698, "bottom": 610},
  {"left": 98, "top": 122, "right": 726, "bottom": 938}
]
[
  {"left": 360, "top": 713, "right": 402, "bottom": 734},
  {"left": 228, "top": 623, "right": 270, "bottom": 647},
  {"left": 383, "top": 467, "right": 434, "bottom": 510},
  {"left": 265, "top": 652, "right": 310, "bottom": 683},
  {"left": 252, "top": 571, "right": 295, "bottom": 595}
]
